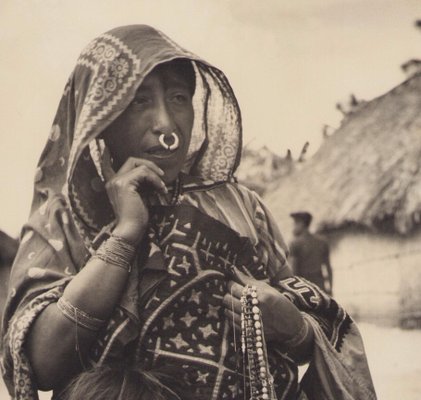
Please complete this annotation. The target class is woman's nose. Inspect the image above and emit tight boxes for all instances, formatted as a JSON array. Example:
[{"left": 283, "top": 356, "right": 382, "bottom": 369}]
[{"left": 151, "top": 99, "right": 173, "bottom": 135}]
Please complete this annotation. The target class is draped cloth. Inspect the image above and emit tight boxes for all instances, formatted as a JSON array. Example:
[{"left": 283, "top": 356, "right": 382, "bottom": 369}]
[{"left": 1, "top": 25, "right": 376, "bottom": 400}]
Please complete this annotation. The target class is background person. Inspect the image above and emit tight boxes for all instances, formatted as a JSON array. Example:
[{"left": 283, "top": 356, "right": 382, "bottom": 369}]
[{"left": 289, "top": 211, "right": 333, "bottom": 295}]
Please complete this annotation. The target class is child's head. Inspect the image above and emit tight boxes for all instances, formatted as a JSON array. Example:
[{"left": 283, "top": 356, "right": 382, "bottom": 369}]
[{"left": 62, "top": 364, "right": 186, "bottom": 400}]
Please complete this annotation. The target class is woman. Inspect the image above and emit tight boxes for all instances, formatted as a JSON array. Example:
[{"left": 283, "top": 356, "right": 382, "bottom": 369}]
[{"left": 1, "top": 25, "right": 376, "bottom": 400}]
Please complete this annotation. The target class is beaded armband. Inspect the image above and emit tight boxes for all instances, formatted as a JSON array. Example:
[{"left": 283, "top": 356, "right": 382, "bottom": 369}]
[{"left": 57, "top": 297, "right": 106, "bottom": 332}]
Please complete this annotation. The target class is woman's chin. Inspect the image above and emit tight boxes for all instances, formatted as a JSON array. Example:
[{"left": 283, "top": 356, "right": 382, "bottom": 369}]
[
  {"left": 151, "top": 153, "right": 188, "bottom": 183},
  {"left": 162, "top": 168, "right": 182, "bottom": 184}
]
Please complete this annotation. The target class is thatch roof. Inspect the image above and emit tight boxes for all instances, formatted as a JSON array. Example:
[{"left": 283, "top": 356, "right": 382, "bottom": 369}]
[
  {"left": 265, "top": 74, "right": 421, "bottom": 235},
  {"left": 237, "top": 146, "right": 294, "bottom": 195}
]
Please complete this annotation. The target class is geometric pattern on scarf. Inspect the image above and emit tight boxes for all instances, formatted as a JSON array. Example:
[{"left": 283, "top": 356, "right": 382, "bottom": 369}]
[{"left": 29, "top": 25, "right": 242, "bottom": 247}]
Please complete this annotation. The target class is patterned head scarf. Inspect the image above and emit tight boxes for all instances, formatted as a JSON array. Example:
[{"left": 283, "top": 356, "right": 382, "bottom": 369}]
[{"left": 33, "top": 25, "right": 242, "bottom": 245}]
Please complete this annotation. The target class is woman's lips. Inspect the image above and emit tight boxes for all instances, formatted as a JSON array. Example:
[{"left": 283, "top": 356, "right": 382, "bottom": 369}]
[{"left": 144, "top": 145, "right": 179, "bottom": 159}]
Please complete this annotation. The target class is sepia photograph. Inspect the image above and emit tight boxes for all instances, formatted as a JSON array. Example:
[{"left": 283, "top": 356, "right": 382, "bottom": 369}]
[{"left": 1, "top": 1, "right": 421, "bottom": 399}]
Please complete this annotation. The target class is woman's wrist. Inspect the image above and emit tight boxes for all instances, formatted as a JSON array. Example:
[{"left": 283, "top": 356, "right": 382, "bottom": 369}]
[
  {"left": 113, "top": 221, "right": 146, "bottom": 245},
  {"left": 283, "top": 316, "right": 314, "bottom": 363},
  {"left": 93, "top": 234, "right": 136, "bottom": 273}
]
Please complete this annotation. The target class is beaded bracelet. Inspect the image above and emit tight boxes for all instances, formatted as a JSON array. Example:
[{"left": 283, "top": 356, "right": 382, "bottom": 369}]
[
  {"left": 240, "top": 285, "right": 275, "bottom": 400},
  {"left": 92, "top": 234, "right": 136, "bottom": 273},
  {"left": 57, "top": 296, "right": 106, "bottom": 332}
]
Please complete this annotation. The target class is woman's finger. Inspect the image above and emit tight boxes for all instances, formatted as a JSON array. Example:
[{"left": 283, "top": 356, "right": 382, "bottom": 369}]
[
  {"left": 118, "top": 157, "right": 164, "bottom": 176},
  {"left": 223, "top": 293, "right": 242, "bottom": 314},
  {"left": 227, "top": 281, "right": 244, "bottom": 299},
  {"left": 231, "top": 267, "right": 261, "bottom": 287},
  {"left": 224, "top": 308, "right": 241, "bottom": 327},
  {"left": 101, "top": 146, "right": 116, "bottom": 181},
  {"left": 125, "top": 165, "right": 168, "bottom": 194}
]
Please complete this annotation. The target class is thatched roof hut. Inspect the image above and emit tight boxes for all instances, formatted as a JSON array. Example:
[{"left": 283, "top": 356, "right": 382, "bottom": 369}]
[
  {"left": 266, "top": 73, "right": 421, "bottom": 236},
  {"left": 237, "top": 146, "right": 294, "bottom": 195},
  {"left": 265, "top": 74, "right": 421, "bottom": 327}
]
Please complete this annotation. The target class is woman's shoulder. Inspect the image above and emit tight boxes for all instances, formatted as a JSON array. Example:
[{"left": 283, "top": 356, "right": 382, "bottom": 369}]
[{"left": 28, "top": 193, "right": 71, "bottom": 224}]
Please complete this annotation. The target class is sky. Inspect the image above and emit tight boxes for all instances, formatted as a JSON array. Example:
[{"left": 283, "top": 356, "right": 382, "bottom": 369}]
[{"left": 1, "top": 0, "right": 421, "bottom": 235}]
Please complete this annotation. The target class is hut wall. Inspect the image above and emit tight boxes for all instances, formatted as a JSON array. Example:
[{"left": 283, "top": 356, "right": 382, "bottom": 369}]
[{"left": 327, "top": 229, "right": 421, "bottom": 327}]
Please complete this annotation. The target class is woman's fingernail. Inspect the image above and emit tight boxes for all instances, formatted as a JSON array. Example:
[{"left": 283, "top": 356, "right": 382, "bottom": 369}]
[{"left": 158, "top": 168, "right": 165, "bottom": 176}]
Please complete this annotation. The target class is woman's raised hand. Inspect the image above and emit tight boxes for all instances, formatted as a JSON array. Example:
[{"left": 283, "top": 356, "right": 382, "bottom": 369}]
[
  {"left": 102, "top": 149, "right": 168, "bottom": 245},
  {"left": 223, "top": 268, "right": 306, "bottom": 345}
]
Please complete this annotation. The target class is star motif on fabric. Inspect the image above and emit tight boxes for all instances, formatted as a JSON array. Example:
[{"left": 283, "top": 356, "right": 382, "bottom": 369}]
[
  {"left": 199, "top": 324, "right": 216, "bottom": 339},
  {"left": 207, "top": 304, "right": 220, "bottom": 319},
  {"left": 169, "top": 333, "right": 188, "bottom": 350},
  {"left": 200, "top": 242, "right": 214, "bottom": 261},
  {"left": 177, "top": 256, "right": 191, "bottom": 274},
  {"left": 196, "top": 371, "right": 209, "bottom": 384},
  {"left": 198, "top": 344, "right": 215, "bottom": 356},
  {"left": 163, "top": 315, "right": 175, "bottom": 329},
  {"left": 190, "top": 289, "right": 201, "bottom": 305},
  {"left": 218, "top": 254, "right": 231, "bottom": 268},
  {"left": 180, "top": 312, "right": 197, "bottom": 328}
]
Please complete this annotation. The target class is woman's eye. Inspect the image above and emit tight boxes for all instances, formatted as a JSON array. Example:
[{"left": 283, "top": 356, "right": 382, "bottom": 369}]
[
  {"left": 170, "top": 93, "right": 190, "bottom": 105},
  {"left": 132, "top": 96, "right": 150, "bottom": 106}
]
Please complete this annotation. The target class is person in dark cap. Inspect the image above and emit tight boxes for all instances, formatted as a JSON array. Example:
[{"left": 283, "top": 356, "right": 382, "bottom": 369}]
[{"left": 289, "top": 212, "right": 333, "bottom": 294}]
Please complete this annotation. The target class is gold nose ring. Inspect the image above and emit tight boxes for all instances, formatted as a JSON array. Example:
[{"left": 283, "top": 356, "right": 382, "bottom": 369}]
[{"left": 158, "top": 132, "right": 179, "bottom": 151}]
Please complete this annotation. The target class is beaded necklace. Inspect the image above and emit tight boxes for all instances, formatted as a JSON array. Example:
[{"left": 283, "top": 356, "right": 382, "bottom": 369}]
[
  {"left": 240, "top": 285, "right": 275, "bottom": 400},
  {"left": 170, "top": 175, "right": 183, "bottom": 205}
]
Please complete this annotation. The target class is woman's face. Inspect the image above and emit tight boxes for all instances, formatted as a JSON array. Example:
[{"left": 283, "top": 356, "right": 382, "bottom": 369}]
[{"left": 102, "top": 61, "right": 195, "bottom": 183}]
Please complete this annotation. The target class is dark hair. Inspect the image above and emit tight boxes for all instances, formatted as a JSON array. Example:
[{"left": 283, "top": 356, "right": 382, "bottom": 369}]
[
  {"left": 155, "top": 58, "right": 196, "bottom": 96},
  {"left": 290, "top": 211, "right": 312, "bottom": 227},
  {"left": 61, "top": 364, "right": 189, "bottom": 400}
]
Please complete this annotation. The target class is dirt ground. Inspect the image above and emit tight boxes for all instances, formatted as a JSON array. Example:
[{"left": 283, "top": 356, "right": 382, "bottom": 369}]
[
  {"left": 1, "top": 322, "right": 420, "bottom": 399},
  {"left": 358, "top": 322, "right": 421, "bottom": 400}
]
